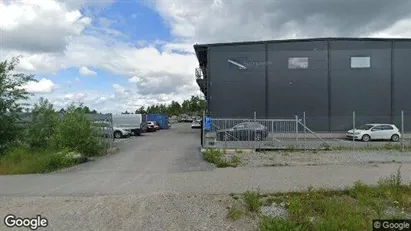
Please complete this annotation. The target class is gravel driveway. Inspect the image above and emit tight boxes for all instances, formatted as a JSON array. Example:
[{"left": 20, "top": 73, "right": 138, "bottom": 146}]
[
  {"left": 1, "top": 123, "right": 411, "bottom": 231},
  {"left": 226, "top": 150, "right": 411, "bottom": 167}
]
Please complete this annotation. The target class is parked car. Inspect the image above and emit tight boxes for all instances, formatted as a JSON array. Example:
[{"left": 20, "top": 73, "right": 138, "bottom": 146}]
[
  {"left": 179, "top": 114, "right": 193, "bottom": 123},
  {"left": 146, "top": 121, "right": 157, "bottom": 132},
  {"left": 216, "top": 122, "right": 268, "bottom": 141},
  {"left": 191, "top": 119, "right": 202, "bottom": 129},
  {"left": 113, "top": 126, "right": 131, "bottom": 139},
  {"left": 346, "top": 124, "right": 401, "bottom": 142},
  {"left": 153, "top": 121, "right": 160, "bottom": 130}
]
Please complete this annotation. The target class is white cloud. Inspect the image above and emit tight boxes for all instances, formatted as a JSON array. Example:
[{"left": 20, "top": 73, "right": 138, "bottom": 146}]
[
  {"left": 23, "top": 78, "right": 58, "bottom": 93},
  {"left": 79, "top": 66, "right": 97, "bottom": 76},
  {"left": 0, "top": 0, "right": 91, "bottom": 53},
  {"left": 152, "top": 0, "right": 411, "bottom": 43}
]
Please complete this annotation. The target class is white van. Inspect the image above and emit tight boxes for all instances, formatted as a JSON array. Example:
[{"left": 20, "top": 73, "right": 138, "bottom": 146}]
[{"left": 112, "top": 114, "right": 147, "bottom": 136}]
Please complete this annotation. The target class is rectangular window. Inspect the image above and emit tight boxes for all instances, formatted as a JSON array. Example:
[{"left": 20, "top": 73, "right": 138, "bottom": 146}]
[
  {"left": 351, "top": 56, "right": 371, "bottom": 68},
  {"left": 288, "top": 57, "right": 308, "bottom": 69}
]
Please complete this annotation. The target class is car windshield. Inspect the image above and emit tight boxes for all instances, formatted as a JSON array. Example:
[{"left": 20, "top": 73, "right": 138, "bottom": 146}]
[{"left": 356, "top": 124, "right": 374, "bottom": 130}]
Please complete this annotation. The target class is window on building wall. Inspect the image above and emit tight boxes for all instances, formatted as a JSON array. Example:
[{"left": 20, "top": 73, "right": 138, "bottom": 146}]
[
  {"left": 351, "top": 56, "right": 371, "bottom": 68},
  {"left": 288, "top": 57, "right": 309, "bottom": 69}
]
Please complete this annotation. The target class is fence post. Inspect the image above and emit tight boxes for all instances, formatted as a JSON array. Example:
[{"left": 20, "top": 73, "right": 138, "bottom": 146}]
[
  {"left": 202, "top": 110, "right": 206, "bottom": 148},
  {"left": 402, "top": 110, "right": 404, "bottom": 152},
  {"left": 303, "top": 112, "right": 307, "bottom": 152},
  {"left": 353, "top": 111, "right": 356, "bottom": 151},
  {"left": 224, "top": 118, "right": 227, "bottom": 149},
  {"left": 295, "top": 115, "right": 299, "bottom": 148}
]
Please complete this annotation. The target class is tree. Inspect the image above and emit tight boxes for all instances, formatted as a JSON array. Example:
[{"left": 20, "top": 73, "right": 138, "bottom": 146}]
[
  {"left": 51, "top": 104, "right": 102, "bottom": 157},
  {"left": 135, "top": 106, "right": 146, "bottom": 114},
  {"left": 28, "top": 97, "right": 58, "bottom": 150},
  {"left": 0, "top": 57, "right": 36, "bottom": 155}
]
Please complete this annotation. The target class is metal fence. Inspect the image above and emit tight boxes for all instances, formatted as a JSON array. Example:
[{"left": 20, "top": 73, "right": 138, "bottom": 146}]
[
  {"left": 88, "top": 113, "right": 115, "bottom": 153},
  {"left": 202, "top": 116, "right": 329, "bottom": 150},
  {"left": 15, "top": 112, "right": 115, "bottom": 154},
  {"left": 202, "top": 110, "right": 411, "bottom": 151}
]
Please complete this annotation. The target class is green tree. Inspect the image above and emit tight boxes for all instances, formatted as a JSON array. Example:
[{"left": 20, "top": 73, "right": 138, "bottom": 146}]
[
  {"left": 135, "top": 106, "right": 146, "bottom": 114},
  {"left": 51, "top": 104, "right": 102, "bottom": 157},
  {"left": 0, "top": 57, "right": 36, "bottom": 155},
  {"left": 28, "top": 97, "right": 59, "bottom": 150}
]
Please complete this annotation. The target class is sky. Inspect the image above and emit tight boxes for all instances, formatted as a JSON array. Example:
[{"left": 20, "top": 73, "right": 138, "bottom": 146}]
[{"left": 1, "top": 0, "right": 411, "bottom": 113}]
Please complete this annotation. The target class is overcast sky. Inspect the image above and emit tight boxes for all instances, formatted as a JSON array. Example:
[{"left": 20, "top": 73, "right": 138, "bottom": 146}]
[{"left": 1, "top": 0, "right": 410, "bottom": 113}]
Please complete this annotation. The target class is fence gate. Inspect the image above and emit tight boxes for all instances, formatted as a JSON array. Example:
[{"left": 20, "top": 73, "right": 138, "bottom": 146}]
[{"left": 203, "top": 117, "right": 329, "bottom": 150}]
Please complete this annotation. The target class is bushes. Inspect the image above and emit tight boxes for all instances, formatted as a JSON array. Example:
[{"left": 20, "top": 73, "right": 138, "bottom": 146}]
[
  {"left": 28, "top": 100, "right": 103, "bottom": 157},
  {"left": 0, "top": 100, "right": 105, "bottom": 174},
  {"left": 0, "top": 147, "right": 76, "bottom": 174},
  {"left": 50, "top": 105, "right": 103, "bottom": 157},
  {"left": 28, "top": 98, "right": 59, "bottom": 150}
]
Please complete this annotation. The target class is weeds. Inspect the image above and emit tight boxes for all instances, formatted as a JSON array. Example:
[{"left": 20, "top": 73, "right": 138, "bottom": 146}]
[
  {"left": 221, "top": 169, "right": 411, "bottom": 231},
  {"left": 202, "top": 149, "right": 241, "bottom": 168},
  {"left": 244, "top": 190, "right": 262, "bottom": 213},
  {"left": 227, "top": 206, "right": 244, "bottom": 220},
  {"left": 0, "top": 147, "right": 76, "bottom": 175}
]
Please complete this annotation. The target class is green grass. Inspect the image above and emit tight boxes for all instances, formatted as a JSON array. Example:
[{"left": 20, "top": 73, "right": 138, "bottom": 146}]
[
  {"left": 202, "top": 149, "right": 241, "bottom": 168},
  {"left": 256, "top": 170, "right": 411, "bottom": 230},
  {"left": 225, "top": 168, "right": 411, "bottom": 231},
  {"left": 227, "top": 206, "right": 244, "bottom": 220},
  {"left": 0, "top": 147, "right": 78, "bottom": 175},
  {"left": 244, "top": 190, "right": 262, "bottom": 213}
]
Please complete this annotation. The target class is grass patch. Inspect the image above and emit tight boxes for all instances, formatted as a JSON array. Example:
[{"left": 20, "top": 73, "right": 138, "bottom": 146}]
[
  {"left": 227, "top": 206, "right": 244, "bottom": 220},
  {"left": 225, "top": 168, "right": 411, "bottom": 230},
  {"left": 202, "top": 149, "right": 241, "bottom": 168},
  {"left": 0, "top": 147, "right": 78, "bottom": 175},
  {"left": 244, "top": 190, "right": 262, "bottom": 213}
]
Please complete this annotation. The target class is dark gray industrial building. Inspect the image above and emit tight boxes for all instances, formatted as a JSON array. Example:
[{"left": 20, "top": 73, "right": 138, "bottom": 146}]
[{"left": 194, "top": 38, "right": 411, "bottom": 131}]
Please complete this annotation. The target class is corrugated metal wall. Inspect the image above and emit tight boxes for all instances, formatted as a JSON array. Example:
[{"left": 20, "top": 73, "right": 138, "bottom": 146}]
[{"left": 206, "top": 39, "right": 411, "bottom": 131}]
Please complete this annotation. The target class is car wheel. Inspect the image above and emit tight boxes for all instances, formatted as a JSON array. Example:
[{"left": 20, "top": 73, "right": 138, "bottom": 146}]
[
  {"left": 255, "top": 132, "right": 262, "bottom": 141},
  {"left": 362, "top": 134, "right": 370, "bottom": 142},
  {"left": 114, "top": 131, "right": 122, "bottom": 139},
  {"left": 391, "top": 134, "right": 400, "bottom": 142}
]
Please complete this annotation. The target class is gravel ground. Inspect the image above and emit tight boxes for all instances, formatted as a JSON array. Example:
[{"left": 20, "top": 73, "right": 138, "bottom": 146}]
[
  {"left": 0, "top": 193, "right": 257, "bottom": 231},
  {"left": 223, "top": 150, "right": 411, "bottom": 167}
]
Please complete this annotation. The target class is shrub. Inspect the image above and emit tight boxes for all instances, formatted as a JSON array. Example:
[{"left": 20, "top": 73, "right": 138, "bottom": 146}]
[
  {"left": 28, "top": 97, "right": 59, "bottom": 150},
  {"left": 51, "top": 104, "right": 103, "bottom": 157}
]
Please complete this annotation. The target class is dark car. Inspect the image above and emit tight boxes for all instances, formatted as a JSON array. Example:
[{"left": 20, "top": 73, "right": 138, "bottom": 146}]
[{"left": 216, "top": 122, "right": 268, "bottom": 141}]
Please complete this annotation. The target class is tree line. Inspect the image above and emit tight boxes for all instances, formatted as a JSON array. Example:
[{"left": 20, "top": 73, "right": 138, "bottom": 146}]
[{"left": 123, "top": 95, "right": 206, "bottom": 116}]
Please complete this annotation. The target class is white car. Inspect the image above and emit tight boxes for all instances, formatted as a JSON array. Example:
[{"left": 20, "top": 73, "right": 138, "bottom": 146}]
[
  {"left": 346, "top": 124, "right": 401, "bottom": 142},
  {"left": 113, "top": 126, "right": 131, "bottom": 139},
  {"left": 191, "top": 119, "right": 202, "bottom": 129}
]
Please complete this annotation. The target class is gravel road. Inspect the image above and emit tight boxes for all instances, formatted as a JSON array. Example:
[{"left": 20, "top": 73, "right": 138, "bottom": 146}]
[{"left": 1, "top": 123, "right": 411, "bottom": 231}]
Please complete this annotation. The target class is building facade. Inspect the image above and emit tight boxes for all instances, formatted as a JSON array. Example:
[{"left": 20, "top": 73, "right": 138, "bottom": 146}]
[{"left": 194, "top": 38, "right": 411, "bottom": 131}]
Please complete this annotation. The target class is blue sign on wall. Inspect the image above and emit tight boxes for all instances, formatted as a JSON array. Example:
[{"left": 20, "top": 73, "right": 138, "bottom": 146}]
[{"left": 204, "top": 117, "right": 212, "bottom": 131}]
